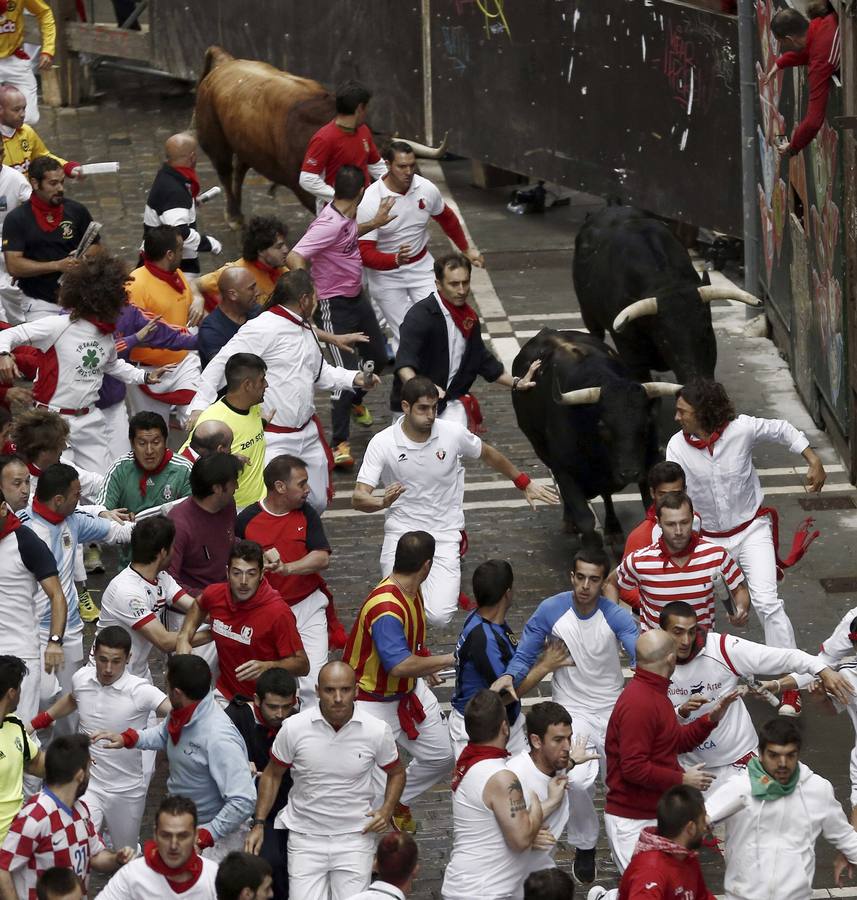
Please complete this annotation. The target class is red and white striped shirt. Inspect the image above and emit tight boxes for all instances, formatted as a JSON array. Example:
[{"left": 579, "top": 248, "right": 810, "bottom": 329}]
[
  {"left": 616, "top": 539, "right": 744, "bottom": 632},
  {"left": 0, "top": 790, "right": 105, "bottom": 899}
]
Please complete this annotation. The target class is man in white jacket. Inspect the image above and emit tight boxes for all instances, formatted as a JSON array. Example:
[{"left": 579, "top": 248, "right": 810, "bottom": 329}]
[{"left": 706, "top": 718, "right": 857, "bottom": 900}]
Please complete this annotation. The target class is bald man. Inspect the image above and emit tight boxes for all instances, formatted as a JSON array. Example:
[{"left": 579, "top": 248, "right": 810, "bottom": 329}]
[
  {"left": 248, "top": 660, "right": 405, "bottom": 898},
  {"left": 180, "top": 419, "right": 234, "bottom": 464},
  {"left": 603, "top": 630, "right": 739, "bottom": 873},
  {"left": 198, "top": 266, "right": 261, "bottom": 368},
  {"left": 142, "top": 132, "right": 222, "bottom": 275},
  {"left": 0, "top": 86, "right": 81, "bottom": 178}
]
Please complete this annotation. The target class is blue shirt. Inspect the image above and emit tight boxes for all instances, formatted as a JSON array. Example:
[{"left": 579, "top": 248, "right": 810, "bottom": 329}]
[{"left": 197, "top": 306, "right": 260, "bottom": 369}]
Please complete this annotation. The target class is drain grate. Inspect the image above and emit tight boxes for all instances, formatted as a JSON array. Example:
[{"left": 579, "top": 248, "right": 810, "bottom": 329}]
[
  {"left": 799, "top": 496, "right": 856, "bottom": 511},
  {"left": 820, "top": 576, "right": 857, "bottom": 594}
]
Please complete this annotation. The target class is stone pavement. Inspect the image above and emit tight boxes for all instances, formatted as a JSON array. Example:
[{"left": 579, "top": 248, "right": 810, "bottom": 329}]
[{"left": 33, "top": 69, "right": 857, "bottom": 896}]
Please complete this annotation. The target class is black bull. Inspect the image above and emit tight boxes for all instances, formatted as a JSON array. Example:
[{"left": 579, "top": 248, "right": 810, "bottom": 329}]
[{"left": 512, "top": 330, "right": 674, "bottom": 547}]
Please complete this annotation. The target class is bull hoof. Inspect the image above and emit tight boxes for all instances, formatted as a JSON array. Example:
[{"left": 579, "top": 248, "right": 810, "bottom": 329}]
[{"left": 225, "top": 216, "right": 244, "bottom": 232}]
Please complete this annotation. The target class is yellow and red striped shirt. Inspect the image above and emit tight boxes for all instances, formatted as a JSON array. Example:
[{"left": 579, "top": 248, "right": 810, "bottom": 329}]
[{"left": 343, "top": 578, "right": 426, "bottom": 698}]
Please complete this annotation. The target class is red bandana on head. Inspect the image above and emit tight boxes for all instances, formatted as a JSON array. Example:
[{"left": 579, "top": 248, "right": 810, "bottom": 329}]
[
  {"left": 29, "top": 192, "right": 64, "bottom": 233},
  {"left": 439, "top": 293, "right": 478, "bottom": 338},
  {"left": 143, "top": 840, "right": 204, "bottom": 893},
  {"left": 142, "top": 255, "right": 185, "bottom": 294},
  {"left": 172, "top": 165, "right": 200, "bottom": 199},
  {"left": 137, "top": 449, "right": 174, "bottom": 498},
  {"left": 683, "top": 422, "right": 730, "bottom": 455},
  {"left": 451, "top": 744, "right": 509, "bottom": 792}
]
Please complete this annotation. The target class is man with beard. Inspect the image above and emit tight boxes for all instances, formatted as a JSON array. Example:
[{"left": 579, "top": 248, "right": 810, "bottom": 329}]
[
  {"left": 0, "top": 734, "right": 134, "bottom": 899},
  {"left": 658, "top": 600, "right": 850, "bottom": 792}
]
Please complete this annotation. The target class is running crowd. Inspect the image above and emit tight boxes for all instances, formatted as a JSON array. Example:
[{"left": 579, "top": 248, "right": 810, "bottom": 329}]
[{"left": 0, "top": 60, "right": 853, "bottom": 900}]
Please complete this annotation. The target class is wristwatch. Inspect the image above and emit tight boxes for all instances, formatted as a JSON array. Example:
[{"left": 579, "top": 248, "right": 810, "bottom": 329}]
[
  {"left": 48, "top": 634, "right": 63, "bottom": 646},
  {"left": 249, "top": 817, "right": 265, "bottom": 828}
]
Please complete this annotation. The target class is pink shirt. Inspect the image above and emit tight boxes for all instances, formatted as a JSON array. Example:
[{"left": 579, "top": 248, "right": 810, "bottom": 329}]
[{"left": 292, "top": 204, "right": 362, "bottom": 300}]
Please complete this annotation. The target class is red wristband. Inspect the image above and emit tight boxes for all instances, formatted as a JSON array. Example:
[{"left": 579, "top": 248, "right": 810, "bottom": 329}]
[
  {"left": 513, "top": 473, "right": 531, "bottom": 490},
  {"left": 30, "top": 712, "right": 53, "bottom": 731},
  {"left": 196, "top": 827, "right": 214, "bottom": 849},
  {"left": 121, "top": 728, "right": 139, "bottom": 749}
]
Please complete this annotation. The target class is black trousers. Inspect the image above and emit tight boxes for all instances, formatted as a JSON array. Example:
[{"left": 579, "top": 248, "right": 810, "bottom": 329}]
[
  {"left": 314, "top": 291, "right": 388, "bottom": 445},
  {"left": 262, "top": 821, "right": 289, "bottom": 899}
]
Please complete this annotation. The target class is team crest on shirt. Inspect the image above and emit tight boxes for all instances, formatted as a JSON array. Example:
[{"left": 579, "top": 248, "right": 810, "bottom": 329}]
[
  {"left": 418, "top": 198, "right": 426, "bottom": 210},
  {"left": 60, "top": 220, "right": 74, "bottom": 240},
  {"left": 162, "top": 485, "right": 173, "bottom": 501},
  {"left": 14, "top": 736, "right": 22, "bottom": 753},
  {"left": 62, "top": 532, "right": 72, "bottom": 550},
  {"left": 436, "top": 450, "right": 446, "bottom": 460},
  {"left": 397, "top": 452, "right": 407, "bottom": 462}
]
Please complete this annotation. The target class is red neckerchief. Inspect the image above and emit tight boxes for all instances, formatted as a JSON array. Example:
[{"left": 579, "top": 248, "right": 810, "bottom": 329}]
[
  {"left": 253, "top": 703, "right": 278, "bottom": 739},
  {"left": 676, "top": 627, "right": 707, "bottom": 665},
  {"left": 0, "top": 511, "right": 21, "bottom": 540},
  {"left": 32, "top": 498, "right": 66, "bottom": 525},
  {"left": 171, "top": 165, "right": 200, "bottom": 199},
  {"left": 439, "top": 293, "right": 478, "bottom": 338},
  {"left": 267, "top": 304, "right": 312, "bottom": 330},
  {"left": 167, "top": 701, "right": 200, "bottom": 745},
  {"left": 138, "top": 449, "right": 174, "bottom": 498},
  {"left": 143, "top": 256, "right": 185, "bottom": 294},
  {"left": 143, "top": 840, "right": 204, "bottom": 893},
  {"left": 683, "top": 422, "right": 730, "bottom": 455},
  {"left": 27, "top": 462, "right": 43, "bottom": 478},
  {"left": 249, "top": 258, "right": 282, "bottom": 281},
  {"left": 84, "top": 317, "right": 116, "bottom": 335},
  {"left": 29, "top": 193, "right": 64, "bottom": 233},
  {"left": 451, "top": 744, "right": 509, "bottom": 792},
  {"left": 657, "top": 531, "right": 702, "bottom": 568}
]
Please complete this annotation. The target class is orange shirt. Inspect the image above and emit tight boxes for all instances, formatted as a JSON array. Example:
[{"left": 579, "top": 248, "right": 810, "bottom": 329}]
[
  {"left": 127, "top": 266, "right": 193, "bottom": 367},
  {"left": 197, "top": 258, "right": 286, "bottom": 311}
]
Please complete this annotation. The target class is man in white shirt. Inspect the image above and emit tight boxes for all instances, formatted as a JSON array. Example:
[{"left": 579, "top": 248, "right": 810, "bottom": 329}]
[
  {"left": 658, "top": 600, "right": 851, "bottom": 792},
  {"left": 187, "top": 268, "right": 379, "bottom": 513},
  {"left": 442, "top": 690, "right": 565, "bottom": 900},
  {"left": 352, "top": 376, "right": 558, "bottom": 626},
  {"left": 0, "top": 141, "right": 32, "bottom": 325},
  {"left": 706, "top": 718, "right": 857, "bottom": 900},
  {"left": 507, "top": 701, "right": 598, "bottom": 877},
  {"left": 31, "top": 626, "right": 170, "bottom": 851},
  {"left": 247, "top": 661, "right": 405, "bottom": 900},
  {"left": 356, "top": 141, "right": 483, "bottom": 351},
  {"left": 666, "top": 379, "right": 826, "bottom": 716},
  {"left": 98, "top": 795, "right": 219, "bottom": 900},
  {"left": 97, "top": 515, "right": 208, "bottom": 682}
]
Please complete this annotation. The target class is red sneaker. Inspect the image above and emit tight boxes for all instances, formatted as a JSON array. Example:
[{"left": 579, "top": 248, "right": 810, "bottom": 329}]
[
  {"left": 779, "top": 689, "right": 802, "bottom": 717},
  {"left": 458, "top": 592, "right": 476, "bottom": 611}
]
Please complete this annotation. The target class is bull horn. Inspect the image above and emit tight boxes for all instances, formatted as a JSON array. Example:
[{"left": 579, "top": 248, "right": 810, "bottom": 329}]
[
  {"left": 642, "top": 381, "right": 682, "bottom": 399},
  {"left": 392, "top": 131, "right": 448, "bottom": 159},
  {"left": 557, "top": 386, "right": 602, "bottom": 406},
  {"left": 697, "top": 285, "right": 763, "bottom": 307},
  {"left": 612, "top": 297, "right": 658, "bottom": 332}
]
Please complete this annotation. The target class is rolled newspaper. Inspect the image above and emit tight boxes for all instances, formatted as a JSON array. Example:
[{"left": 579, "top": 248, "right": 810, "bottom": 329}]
[
  {"left": 711, "top": 570, "right": 735, "bottom": 616},
  {"left": 78, "top": 162, "right": 120, "bottom": 175},
  {"left": 197, "top": 186, "right": 222, "bottom": 204}
]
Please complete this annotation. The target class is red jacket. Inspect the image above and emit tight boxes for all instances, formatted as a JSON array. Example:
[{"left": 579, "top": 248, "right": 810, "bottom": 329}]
[
  {"left": 619, "top": 827, "right": 715, "bottom": 900},
  {"left": 776, "top": 12, "right": 840, "bottom": 152},
  {"left": 605, "top": 668, "right": 716, "bottom": 819}
]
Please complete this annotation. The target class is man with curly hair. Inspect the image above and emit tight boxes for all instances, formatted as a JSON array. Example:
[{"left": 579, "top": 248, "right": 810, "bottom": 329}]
[
  {"left": 666, "top": 379, "right": 826, "bottom": 716},
  {"left": 0, "top": 254, "right": 171, "bottom": 473}
]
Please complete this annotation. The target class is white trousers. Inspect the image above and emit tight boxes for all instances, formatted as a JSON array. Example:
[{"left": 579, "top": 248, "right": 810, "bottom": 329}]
[
  {"left": 126, "top": 353, "right": 201, "bottom": 430},
  {"left": 264, "top": 423, "right": 331, "bottom": 514},
  {"left": 366, "top": 270, "right": 436, "bottom": 352},
  {"left": 292, "top": 588, "right": 328, "bottom": 708},
  {"left": 53, "top": 407, "right": 111, "bottom": 475},
  {"left": 0, "top": 281, "right": 27, "bottom": 325},
  {"left": 357, "top": 679, "right": 454, "bottom": 807},
  {"left": 101, "top": 400, "right": 131, "bottom": 462},
  {"left": 287, "top": 830, "right": 375, "bottom": 900},
  {"left": 83, "top": 785, "right": 147, "bottom": 850},
  {"left": 380, "top": 533, "right": 460, "bottom": 628},
  {"left": 447, "top": 707, "right": 527, "bottom": 760},
  {"left": 709, "top": 517, "right": 796, "bottom": 647},
  {"left": 202, "top": 823, "right": 249, "bottom": 863},
  {"left": 38, "top": 633, "right": 84, "bottom": 735},
  {"left": 564, "top": 709, "right": 609, "bottom": 850},
  {"left": 604, "top": 812, "right": 656, "bottom": 875},
  {"left": 18, "top": 656, "right": 41, "bottom": 726},
  {"left": 0, "top": 53, "right": 39, "bottom": 124}
]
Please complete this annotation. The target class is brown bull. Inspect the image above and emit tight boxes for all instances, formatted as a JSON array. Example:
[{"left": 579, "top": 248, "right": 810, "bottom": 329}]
[{"left": 194, "top": 46, "right": 334, "bottom": 226}]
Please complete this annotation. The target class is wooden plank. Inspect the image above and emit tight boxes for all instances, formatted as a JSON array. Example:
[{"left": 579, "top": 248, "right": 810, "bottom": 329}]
[
  {"left": 64, "top": 22, "right": 151, "bottom": 61},
  {"left": 47, "top": 0, "right": 82, "bottom": 107},
  {"left": 842, "top": 12, "right": 857, "bottom": 482}
]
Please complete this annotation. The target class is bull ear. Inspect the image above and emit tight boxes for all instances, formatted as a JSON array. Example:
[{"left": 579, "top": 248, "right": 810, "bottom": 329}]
[
  {"left": 612, "top": 297, "right": 658, "bottom": 332},
  {"left": 642, "top": 382, "right": 682, "bottom": 399},
  {"left": 697, "top": 285, "right": 762, "bottom": 307}
]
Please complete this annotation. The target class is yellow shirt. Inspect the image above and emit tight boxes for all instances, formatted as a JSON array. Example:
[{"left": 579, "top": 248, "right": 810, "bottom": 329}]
[
  {"left": 181, "top": 398, "right": 266, "bottom": 508},
  {"left": 0, "top": 0, "right": 56, "bottom": 59},
  {"left": 2, "top": 124, "right": 67, "bottom": 176},
  {"left": 198, "top": 258, "right": 285, "bottom": 308},
  {"left": 127, "top": 265, "right": 192, "bottom": 366},
  {"left": 0, "top": 715, "right": 38, "bottom": 842}
]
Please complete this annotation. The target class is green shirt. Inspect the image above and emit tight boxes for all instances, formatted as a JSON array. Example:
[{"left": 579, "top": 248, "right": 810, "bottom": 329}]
[
  {"left": 0, "top": 716, "right": 38, "bottom": 843},
  {"left": 97, "top": 452, "right": 193, "bottom": 514}
]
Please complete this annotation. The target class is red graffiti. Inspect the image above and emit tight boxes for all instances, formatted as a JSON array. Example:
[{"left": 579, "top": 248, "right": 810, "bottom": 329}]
[{"left": 662, "top": 23, "right": 711, "bottom": 114}]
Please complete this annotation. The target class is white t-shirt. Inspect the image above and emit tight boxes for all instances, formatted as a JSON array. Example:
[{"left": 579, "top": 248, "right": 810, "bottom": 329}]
[
  {"left": 271, "top": 705, "right": 399, "bottom": 835},
  {"left": 97, "top": 854, "right": 218, "bottom": 900},
  {"left": 97, "top": 566, "right": 188, "bottom": 680},
  {"left": 74, "top": 666, "right": 166, "bottom": 794},
  {"left": 0, "top": 164, "right": 30, "bottom": 283},
  {"left": 356, "top": 417, "right": 482, "bottom": 541},
  {"left": 439, "top": 300, "right": 466, "bottom": 387}
]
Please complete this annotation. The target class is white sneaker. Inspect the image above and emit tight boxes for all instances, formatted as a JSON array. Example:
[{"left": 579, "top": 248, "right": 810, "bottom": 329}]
[{"left": 587, "top": 888, "right": 608, "bottom": 900}]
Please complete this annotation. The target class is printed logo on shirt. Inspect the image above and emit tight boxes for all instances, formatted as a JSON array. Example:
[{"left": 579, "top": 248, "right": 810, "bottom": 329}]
[
  {"left": 60, "top": 220, "right": 75, "bottom": 241},
  {"left": 162, "top": 484, "right": 173, "bottom": 501},
  {"left": 436, "top": 450, "right": 446, "bottom": 461},
  {"left": 418, "top": 198, "right": 426, "bottom": 210},
  {"left": 81, "top": 349, "right": 99, "bottom": 370},
  {"left": 212, "top": 618, "right": 253, "bottom": 645},
  {"left": 62, "top": 532, "right": 72, "bottom": 550},
  {"left": 0, "top": 21, "right": 14, "bottom": 35},
  {"left": 397, "top": 453, "right": 407, "bottom": 462},
  {"left": 362, "top": 139, "right": 369, "bottom": 153},
  {"left": 13, "top": 736, "right": 22, "bottom": 753},
  {"left": 690, "top": 682, "right": 705, "bottom": 695}
]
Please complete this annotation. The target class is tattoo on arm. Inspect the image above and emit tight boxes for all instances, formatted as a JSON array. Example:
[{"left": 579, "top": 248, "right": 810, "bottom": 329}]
[{"left": 508, "top": 779, "right": 526, "bottom": 817}]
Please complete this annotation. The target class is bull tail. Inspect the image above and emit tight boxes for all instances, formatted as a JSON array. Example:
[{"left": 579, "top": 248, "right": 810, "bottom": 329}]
[{"left": 190, "top": 45, "right": 235, "bottom": 130}]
